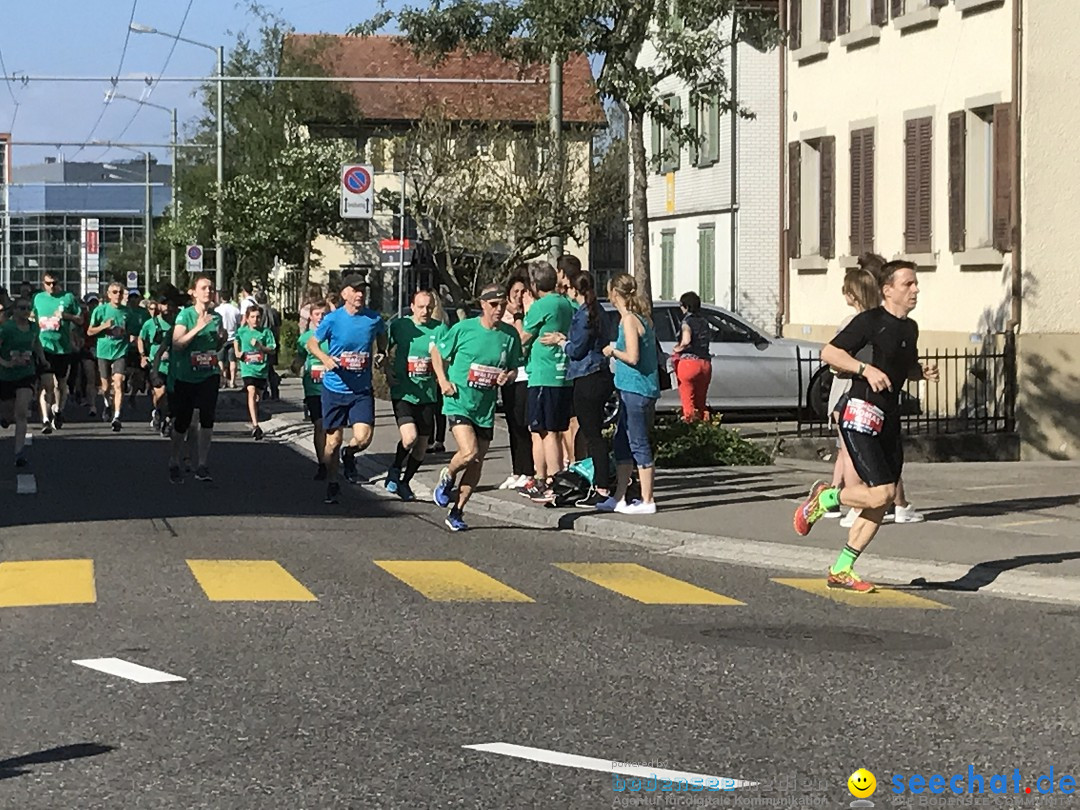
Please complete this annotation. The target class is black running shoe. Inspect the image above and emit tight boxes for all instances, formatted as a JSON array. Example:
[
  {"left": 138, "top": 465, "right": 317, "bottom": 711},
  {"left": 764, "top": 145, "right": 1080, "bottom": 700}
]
[
  {"left": 253, "top": 426, "right": 264, "bottom": 441},
  {"left": 194, "top": 466, "right": 213, "bottom": 482},
  {"left": 42, "top": 421, "right": 54, "bottom": 435},
  {"left": 53, "top": 411, "right": 64, "bottom": 429},
  {"left": 342, "top": 448, "right": 359, "bottom": 484},
  {"left": 169, "top": 465, "right": 184, "bottom": 484},
  {"left": 324, "top": 482, "right": 341, "bottom": 504},
  {"left": 111, "top": 419, "right": 122, "bottom": 433}
]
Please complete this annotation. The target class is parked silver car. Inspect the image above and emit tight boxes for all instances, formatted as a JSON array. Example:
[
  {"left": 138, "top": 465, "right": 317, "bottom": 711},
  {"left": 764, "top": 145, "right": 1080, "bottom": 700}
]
[{"left": 600, "top": 301, "right": 827, "bottom": 415}]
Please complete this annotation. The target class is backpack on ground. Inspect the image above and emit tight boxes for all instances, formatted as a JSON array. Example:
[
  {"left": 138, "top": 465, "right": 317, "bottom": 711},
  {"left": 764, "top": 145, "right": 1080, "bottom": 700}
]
[{"left": 549, "top": 469, "right": 591, "bottom": 507}]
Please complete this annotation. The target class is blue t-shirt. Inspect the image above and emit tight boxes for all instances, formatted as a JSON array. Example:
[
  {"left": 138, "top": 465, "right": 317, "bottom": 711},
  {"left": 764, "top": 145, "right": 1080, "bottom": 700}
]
[{"left": 314, "top": 306, "right": 386, "bottom": 394}]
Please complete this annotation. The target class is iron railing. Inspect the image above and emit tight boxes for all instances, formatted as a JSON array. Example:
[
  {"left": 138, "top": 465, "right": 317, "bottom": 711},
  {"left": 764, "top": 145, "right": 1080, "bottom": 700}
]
[{"left": 796, "top": 331, "right": 1016, "bottom": 437}]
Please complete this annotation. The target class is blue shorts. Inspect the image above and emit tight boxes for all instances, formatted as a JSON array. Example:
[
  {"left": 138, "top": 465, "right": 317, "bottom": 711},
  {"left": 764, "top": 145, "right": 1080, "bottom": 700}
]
[
  {"left": 321, "top": 388, "right": 374, "bottom": 431},
  {"left": 527, "top": 385, "right": 573, "bottom": 433}
]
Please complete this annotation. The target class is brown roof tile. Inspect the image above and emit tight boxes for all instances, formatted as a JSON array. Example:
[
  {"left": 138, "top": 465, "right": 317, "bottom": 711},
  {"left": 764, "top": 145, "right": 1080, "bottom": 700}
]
[{"left": 284, "top": 34, "right": 606, "bottom": 127}]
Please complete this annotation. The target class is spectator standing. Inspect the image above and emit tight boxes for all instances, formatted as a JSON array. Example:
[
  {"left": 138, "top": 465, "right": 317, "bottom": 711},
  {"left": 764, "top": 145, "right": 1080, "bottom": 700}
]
[
  {"left": 216, "top": 290, "right": 242, "bottom": 388},
  {"left": 498, "top": 266, "right": 535, "bottom": 489},
  {"left": 671, "top": 291, "right": 713, "bottom": 422}
]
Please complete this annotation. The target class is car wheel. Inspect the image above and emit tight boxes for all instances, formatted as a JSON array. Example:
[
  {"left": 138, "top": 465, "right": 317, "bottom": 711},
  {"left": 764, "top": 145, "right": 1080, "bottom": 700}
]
[{"left": 807, "top": 367, "right": 833, "bottom": 421}]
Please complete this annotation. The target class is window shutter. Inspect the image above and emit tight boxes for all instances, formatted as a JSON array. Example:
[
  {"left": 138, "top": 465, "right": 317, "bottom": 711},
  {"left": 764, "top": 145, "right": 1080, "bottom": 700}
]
[
  {"left": 790, "top": 0, "right": 802, "bottom": 50},
  {"left": 904, "top": 117, "right": 933, "bottom": 255},
  {"left": 850, "top": 130, "right": 863, "bottom": 256},
  {"left": 948, "top": 110, "right": 966, "bottom": 254},
  {"left": 708, "top": 94, "right": 720, "bottom": 163},
  {"left": 916, "top": 117, "right": 933, "bottom": 253},
  {"left": 838, "top": 0, "right": 850, "bottom": 35},
  {"left": 871, "top": 0, "right": 888, "bottom": 24},
  {"left": 699, "top": 227, "right": 716, "bottom": 304},
  {"left": 993, "top": 103, "right": 1013, "bottom": 252},
  {"left": 904, "top": 120, "right": 919, "bottom": 253},
  {"left": 669, "top": 95, "right": 682, "bottom": 172},
  {"left": 651, "top": 114, "right": 662, "bottom": 174},
  {"left": 891, "top": 0, "right": 905, "bottom": 18},
  {"left": 821, "top": 0, "right": 836, "bottom": 42},
  {"left": 688, "top": 94, "right": 700, "bottom": 167},
  {"left": 819, "top": 136, "right": 835, "bottom": 259},
  {"left": 928, "top": 0, "right": 949, "bottom": 6},
  {"left": 789, "top": 141, "right": 801, "bottom": 259}
]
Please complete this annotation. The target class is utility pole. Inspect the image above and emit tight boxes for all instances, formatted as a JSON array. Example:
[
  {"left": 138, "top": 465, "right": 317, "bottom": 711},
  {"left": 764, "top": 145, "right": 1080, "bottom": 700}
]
[
  {"left": 171, "top": 106, "right": 178, "bottom": 286},
  {"left": 215, "top": 45, "right": 225, "bottom": 292},
  {"left": 144, "top": 152, "right": 152, "bottom": 295},
  {"left": 549, "top": 52, "right": 563, "bottom": 263}
]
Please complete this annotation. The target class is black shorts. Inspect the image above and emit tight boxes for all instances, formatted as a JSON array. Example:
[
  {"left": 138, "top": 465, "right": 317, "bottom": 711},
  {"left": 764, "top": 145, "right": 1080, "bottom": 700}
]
[
  {"left": 527, "top": 385, "right": 573, "bottom": 433},
  {"left": 172, "top": 377, "right": 220, "bottom": 433},
  {"left": 43, "top": 352, "right": 72, "bottom": 378},
  {"left": 219, "top": 344, "right": 237, "bottom": 366},
  {"left": 97, "top": 357, "right": 126, "bottom": 379},
  {"left": 447, "top": 414, "right": 494, "bottom": 442},
  {"left": 305, "top": 395, "right": 323, "bottom": 423},
  {"left": 392, "top": 399, "right": 436, "bottom": 437},
  {"left": 839, "top": 397, "right": 904, "bottom": 487},
  {"left": 148, "top": 368, "right": 168, "bottom": 389},
  {"left": 242, "top": 376, "right": 267, "bottom": 390},
  {"left": 0, "top": 376, "right": 36, "bottom": 400}
]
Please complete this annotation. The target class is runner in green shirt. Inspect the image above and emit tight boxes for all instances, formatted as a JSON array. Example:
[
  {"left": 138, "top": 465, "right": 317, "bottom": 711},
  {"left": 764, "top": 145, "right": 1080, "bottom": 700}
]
[
  {"left": 139, "top": 294, "right": 176, "bottom": 434},
  {"left": 168, "top": 274, "right": 227, "bottom": 483},
  {"left": 295, "top": 300, "right": 331, "bottom": 480},
  {"left": 233, "top": 304, "right": 277, "bottom": 440},
  {"left": 125, "top": 292, "right": 152, "bottom": 407},
  {"left": 0, "top": 299, "right": 46, "bottom": 466},
  {"left": 31, "top": 270, "right": 83, "bottom": 432},
  {"left": 87, "top": 282, "right": 134, "bottom": 431},
  {"left": 430, "top": 284, "right": 522, "bottom": 531},
  {"left": 384, "top": 290, "right": 448, "bottom": 501}
]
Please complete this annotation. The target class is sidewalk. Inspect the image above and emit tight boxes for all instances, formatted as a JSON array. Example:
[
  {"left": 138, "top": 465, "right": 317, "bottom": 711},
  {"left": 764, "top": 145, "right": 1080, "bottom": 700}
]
[{"left": 263, "top": 378, "right": 1080, "bottom": 605}]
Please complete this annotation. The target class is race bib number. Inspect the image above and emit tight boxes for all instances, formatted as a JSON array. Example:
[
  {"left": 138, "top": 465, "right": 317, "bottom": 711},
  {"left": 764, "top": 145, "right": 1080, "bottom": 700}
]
[
  {"left": 467, "top": 363, "right": 502, "bottom": 390},
  {"left": 309, "top": 363, "right": 325, "bottom": 384},
  {"left": 109, "top": 325, "right": 126, "bottom": 339},
  {"left": 39, "top": 315, "right": 62, "bottom": 332},
  {"left": 841, "top": 398, "right": 885, "bottom": 436},
  {"left": 339, "top": 352, "right": 369, "bottom": 372},
  {"left": 243, "top": 351, "right": 265, "bottom": 364},
  {"left": 190, "top": 351, "right": 218, "bottom": 370},
  {"left": 9, "top": 351, "right": 31, "bottom": 367},
  {"left": 407, "top": 356, "right": 432, "bottom": 377}
]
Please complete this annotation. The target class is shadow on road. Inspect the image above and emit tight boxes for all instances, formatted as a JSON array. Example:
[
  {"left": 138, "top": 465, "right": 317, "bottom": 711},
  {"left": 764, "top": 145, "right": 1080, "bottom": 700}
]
[
  {"left": 904, "top": 551, "right": 1080, "bottom": 592},
  {"left": 922, "top": 494, "right": 1080, "bottom": 521},
  {"left": 0, "top": 743, "right": 114, "bottom": 780}
]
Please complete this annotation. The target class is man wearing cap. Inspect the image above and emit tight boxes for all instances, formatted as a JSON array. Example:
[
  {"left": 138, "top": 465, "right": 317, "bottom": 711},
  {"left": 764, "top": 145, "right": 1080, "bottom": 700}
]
[
  {"left": 32, "top": 269, "right": 82, "bottom": 432},
  {"left": 430, "top": 283, "right": 523, "bottom": 531},
  {"left": 306, "top": 274, "right": 388, "bottom": 504}
]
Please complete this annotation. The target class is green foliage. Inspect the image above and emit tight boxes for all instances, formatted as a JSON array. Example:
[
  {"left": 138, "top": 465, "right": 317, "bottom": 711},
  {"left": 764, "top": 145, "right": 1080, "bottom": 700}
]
[
  {"left": 277, "top": 317, "right": 300, "bottom": 369},
  {"left": 652, "top": 415, "right": 772, "bottom": 468}
]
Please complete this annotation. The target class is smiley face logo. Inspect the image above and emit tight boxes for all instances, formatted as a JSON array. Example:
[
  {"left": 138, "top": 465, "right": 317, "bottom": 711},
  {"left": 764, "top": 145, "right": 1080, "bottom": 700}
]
[{"left": 848, "top": 769, "right": 876, "bottom": 798}]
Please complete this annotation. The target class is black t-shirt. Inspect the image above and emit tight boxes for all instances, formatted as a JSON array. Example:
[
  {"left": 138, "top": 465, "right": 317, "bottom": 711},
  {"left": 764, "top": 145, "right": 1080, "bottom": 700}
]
[
  {"left": 680, "top": 314, "right": 712, "bottom": 360},
  {"left": 830, "top": 307, "right": 919, "bottom": 412}
]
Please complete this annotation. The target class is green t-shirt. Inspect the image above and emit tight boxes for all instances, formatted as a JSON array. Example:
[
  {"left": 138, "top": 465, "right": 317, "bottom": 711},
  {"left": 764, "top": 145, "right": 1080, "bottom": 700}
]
[
  {"left": 522, "top": 293, "right": 573, "bottom": 387},
  {"left": 562, "top": 293, "right": 581, "bottom": 311},
  {"left": 0, "top": 321, "right": 39, "bottom": 382},
  {"left": 298, "top": 329, "right": 330, "bottom": 397},
  {"left": 139, "top": 315, "right": 172, "bottom": 376},
  {"left": 32, "top": 290, "right": 80, "bottom": 355},
  {"left": 235, "top": 324, "right": 276, "bottom": 380},
  {"left": 128, "top": 306, "right": 150, "bottom": 334},
  {"left": 437, "top": 318, "right": 522, "bottom": 429},
  {"left": 388, "top": 317, "right": 448, "bottom": 405},
  {"left": 89, "top": 303, "right": 133, "bottom": 361},
  {"left": 171, "top": 306, "right": 224, "bottom": 383}
]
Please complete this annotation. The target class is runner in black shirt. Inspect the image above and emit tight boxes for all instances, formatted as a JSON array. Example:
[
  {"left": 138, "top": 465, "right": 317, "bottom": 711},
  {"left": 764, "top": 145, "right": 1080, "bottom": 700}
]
[{"left": 792, "top": 261, "right": 939, "bottom": 592}]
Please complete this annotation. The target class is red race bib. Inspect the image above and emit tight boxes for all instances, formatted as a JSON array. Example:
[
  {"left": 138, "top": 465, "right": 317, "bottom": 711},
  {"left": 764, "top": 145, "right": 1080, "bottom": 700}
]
[
  {"left": 466, "top": 363, "right": 501, "bottom": 390},
  {"left": 841, "top": 398, "right": 885, "bottom": 436},
  {"left": 339, "top": 352, "right": 369, "bottom": 372},
  {"left": 190, "top": 352, "right": 218, "bottom": 370},
  {"left": 407, "top": 356, "right": 432, "bottom": 377},
  {"left": 309, "top": 363, "right": 325, "bottom": 383}
]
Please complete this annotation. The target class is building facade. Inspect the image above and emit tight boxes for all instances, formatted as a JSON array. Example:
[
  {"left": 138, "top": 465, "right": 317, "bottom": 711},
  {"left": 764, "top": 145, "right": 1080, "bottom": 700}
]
[{"left": 635, "top": 15, "right": 780, "bottom": 332}]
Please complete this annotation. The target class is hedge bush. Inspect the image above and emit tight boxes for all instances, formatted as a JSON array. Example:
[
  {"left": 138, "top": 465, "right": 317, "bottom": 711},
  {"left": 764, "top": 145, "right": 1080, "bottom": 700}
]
[
  {"left": 652, "top": 415, "right": 773, "bottom": 468},
  {"left": 277, "top": 317, "right": 300, "bottom": 369}
]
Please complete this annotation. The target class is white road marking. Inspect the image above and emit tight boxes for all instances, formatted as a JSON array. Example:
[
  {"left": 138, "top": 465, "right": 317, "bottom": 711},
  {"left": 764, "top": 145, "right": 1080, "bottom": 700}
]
[
  {"left": 72, "top": 657, "right": 186, "bottom": 684},
  {"left": 23, "top": 433, "right": 31, "bottom": 446},
  {"left": 462, "top": 742, "right": 756, "bottom": 789},
  {"left": 999, "top": 518, "right": 1058, "bottom": 528},
  {"left": 16, "top": 474, "right": 36, "bottom": 495}
]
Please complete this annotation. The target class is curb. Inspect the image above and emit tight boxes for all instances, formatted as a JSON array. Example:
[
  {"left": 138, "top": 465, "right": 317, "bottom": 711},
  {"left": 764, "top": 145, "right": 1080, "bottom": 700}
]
[{"left": 263, "top": 414, "right": 1080, "bottom": 608}]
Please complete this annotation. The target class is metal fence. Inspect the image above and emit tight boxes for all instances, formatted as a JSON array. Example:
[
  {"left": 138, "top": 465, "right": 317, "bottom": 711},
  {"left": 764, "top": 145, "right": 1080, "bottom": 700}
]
[{"left": 795, "top": 331, "right": 1016, "bottom": 437}]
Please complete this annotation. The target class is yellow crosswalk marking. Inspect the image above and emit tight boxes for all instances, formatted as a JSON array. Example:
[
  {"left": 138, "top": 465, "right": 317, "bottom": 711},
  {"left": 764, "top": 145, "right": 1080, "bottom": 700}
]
[
  {"left": 374, "top": 561, "right": 534, "bottom": 602},
  {"left": 187, "top": 560, "right": 317, "bottom": 602},
  {"left": 555, "top": 563, "right": 743, "bottom": 605},
  {"left": 772, "top": 578, "right": 952, "bottom": 609},
  {"left": 0, "top": 559, "right": 96, "bottom": 608}
]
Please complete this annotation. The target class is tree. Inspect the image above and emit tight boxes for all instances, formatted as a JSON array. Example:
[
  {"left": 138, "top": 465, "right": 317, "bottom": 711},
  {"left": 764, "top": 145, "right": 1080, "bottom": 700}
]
[
  {"left": 376, "top": 111, "right": 596, "bottom": 302},
  {"left": 355, "top": 0, "right": 781, "bottom": 304}
]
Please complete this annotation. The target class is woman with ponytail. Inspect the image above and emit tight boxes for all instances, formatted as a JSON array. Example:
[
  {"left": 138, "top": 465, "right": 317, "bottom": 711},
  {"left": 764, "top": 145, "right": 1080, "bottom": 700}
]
[{"left": 600, "top": 274, "right": 659, "bottom": 514}]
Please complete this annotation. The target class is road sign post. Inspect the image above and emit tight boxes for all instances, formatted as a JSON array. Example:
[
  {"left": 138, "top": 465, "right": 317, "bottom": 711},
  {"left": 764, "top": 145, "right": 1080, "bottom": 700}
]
[{"left": 340, "top": 164, "right": 374, "bottom": 220}]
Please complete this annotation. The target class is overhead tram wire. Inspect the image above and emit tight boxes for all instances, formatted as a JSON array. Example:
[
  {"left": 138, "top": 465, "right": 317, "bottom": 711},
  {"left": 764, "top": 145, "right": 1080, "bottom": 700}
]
[
  {"left": 72, "top": 0, "right": 140, "bottom": 158},
  {"left": 95, "top": 0, "right": 195, "bottom": 161}
]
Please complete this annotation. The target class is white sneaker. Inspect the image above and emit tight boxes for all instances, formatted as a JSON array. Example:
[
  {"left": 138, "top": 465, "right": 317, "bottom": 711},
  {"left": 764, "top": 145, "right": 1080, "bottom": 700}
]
[
  {"left": 615, "top": 499, "right": 657, "bottom": 515},
  {"left": 498, "top": 474, "right": 519, "bottom": 490},
  {"left": 515, "top": 474, "right": 530, "bottom": 488},
  {"left": 839, "top": 509, "right": 859, "bottom": 528},
  {"left": 893, "top": 503, "right": 925, "bottom": 523},
  {"left": 823, "top": 509, "right": 841, "bottom": 519},
  {"left": 595, "top": 496, "right": 620, "bottom": 512}
]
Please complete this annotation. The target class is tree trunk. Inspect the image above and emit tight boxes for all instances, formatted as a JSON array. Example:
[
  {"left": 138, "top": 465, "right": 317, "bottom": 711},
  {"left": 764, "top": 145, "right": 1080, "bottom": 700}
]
[
  {"left": 628, "top": 105, "right": 653, "bottom": 309},
  {"left": 301, "top": 224, "right": 314, "bottom": 293}
]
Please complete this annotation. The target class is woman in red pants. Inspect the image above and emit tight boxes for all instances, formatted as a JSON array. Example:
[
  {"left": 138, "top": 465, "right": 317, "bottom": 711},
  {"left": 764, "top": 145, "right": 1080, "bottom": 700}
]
[{"left": 671, "top": 291, "right": 712, "bottom": 421}]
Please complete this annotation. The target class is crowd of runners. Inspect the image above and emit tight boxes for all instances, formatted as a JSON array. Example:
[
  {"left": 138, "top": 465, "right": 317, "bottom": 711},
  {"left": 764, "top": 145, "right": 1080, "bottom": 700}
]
[{"left": 1, "top": 253, "right": 936, "bottom": 590}]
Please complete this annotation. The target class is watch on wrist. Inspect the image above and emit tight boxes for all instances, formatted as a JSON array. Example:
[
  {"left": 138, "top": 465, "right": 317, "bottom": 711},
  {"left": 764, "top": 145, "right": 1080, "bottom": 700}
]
[{"left": 857, "top": 362, "right": 866, "bottom": 376}]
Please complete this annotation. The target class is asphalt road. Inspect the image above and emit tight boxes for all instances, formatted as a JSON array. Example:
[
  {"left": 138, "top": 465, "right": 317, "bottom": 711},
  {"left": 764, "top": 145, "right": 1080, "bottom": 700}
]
[{"left": 1, "top": 401, "right": 1077, "bottom": 809}]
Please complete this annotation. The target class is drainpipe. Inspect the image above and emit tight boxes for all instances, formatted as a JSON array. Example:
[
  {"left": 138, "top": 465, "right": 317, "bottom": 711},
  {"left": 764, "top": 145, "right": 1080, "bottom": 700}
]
[
  {"left": 1006, "top": 0, "right": 1022, "bottom": 333},
  {"left": 776, "top": 0, "right": 789, "bottom": 338},
  {"left": 730, "top": 8, "right": 739, "bottom": 314}
]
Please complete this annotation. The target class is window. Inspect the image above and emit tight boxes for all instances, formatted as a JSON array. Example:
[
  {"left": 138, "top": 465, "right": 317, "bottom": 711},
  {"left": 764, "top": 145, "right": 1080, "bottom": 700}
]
[
  {"left": 698, "top": 225, "right": 716, "bottom": 304},
  {"left": 651, "top": 95, "right": 682, "bottom": 174},
  {"left": 788, "top": 136, "right": 836, "bottom": 259},
  {"left": 699, "top": 310, "right": 758, "bottom": 343},
  {"left": 652, "top": 307, "right": 679, "bottom": 342},
  {"left": 849, "top": 127, "right": 875, "bottom": 256},
  {"left": 690, "top": 92, "right": 720, "bottom": 168},
  {"left": 661, "top": 231, "right": 675, "bottom": 299},
  {"left": 949, "top": 104, "right": 1013, "bottom": 253},
  {"left": 838, "top": 0, "right": 889, "bottom": 33},
  {"left": 904, "top": 117, "right": 933, "bottom": 254}
]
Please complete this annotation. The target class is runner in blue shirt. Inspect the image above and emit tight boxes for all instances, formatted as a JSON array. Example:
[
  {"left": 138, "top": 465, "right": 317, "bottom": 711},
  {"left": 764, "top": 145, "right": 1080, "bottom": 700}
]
[{"left": 306, "top": 275, "right": 388, "bottom": 503}]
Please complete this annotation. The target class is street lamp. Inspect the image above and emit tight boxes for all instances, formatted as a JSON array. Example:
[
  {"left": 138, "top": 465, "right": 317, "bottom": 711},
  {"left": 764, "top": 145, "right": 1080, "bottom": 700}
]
[
  {"left": 131, "top": 22, "right": 224, "bottom": 291},
  {"left": 97, "top": 144, "right": 152, "bottom": 295},
  {"left": 106, "top": 91, "right": 179, "bottom": 285}
]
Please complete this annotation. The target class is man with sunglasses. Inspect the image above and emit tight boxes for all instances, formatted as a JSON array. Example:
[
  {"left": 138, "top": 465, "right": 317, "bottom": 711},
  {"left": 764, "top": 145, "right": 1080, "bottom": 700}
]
[
  {"left": 88, "top": 282, "right": 134, "bottom": 432},
  {"left": 430, "top": 284, "right": 523, "bottom": 531},
  {"left": 32, "top": 270, "right": 82, "bottom": 433}
]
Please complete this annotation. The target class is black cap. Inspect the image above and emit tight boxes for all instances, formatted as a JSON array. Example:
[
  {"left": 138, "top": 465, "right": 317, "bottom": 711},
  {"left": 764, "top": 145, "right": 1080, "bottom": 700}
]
[{"left": 340, "top": 274, "right": 365, "bottom": 291}]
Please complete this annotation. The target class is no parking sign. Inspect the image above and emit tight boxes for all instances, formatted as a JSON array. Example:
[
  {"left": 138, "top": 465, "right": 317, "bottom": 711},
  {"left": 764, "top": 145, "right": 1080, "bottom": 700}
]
[
  {"left": 186, "top": 245, "right": 203, "bottom": 274},
  {"left": 340, "top": 164, "right": 374, "bottom": 220}
]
